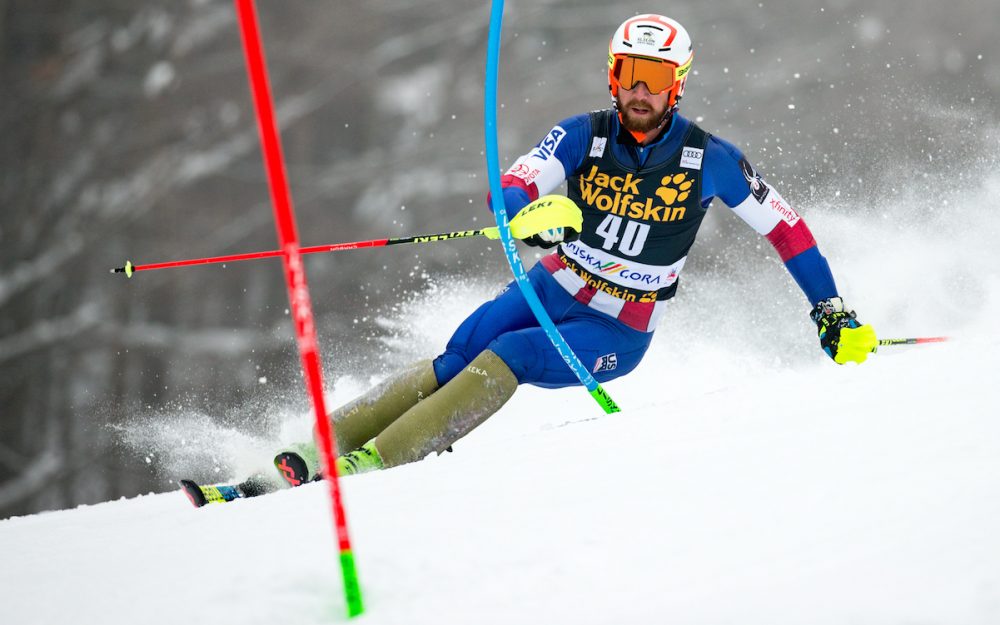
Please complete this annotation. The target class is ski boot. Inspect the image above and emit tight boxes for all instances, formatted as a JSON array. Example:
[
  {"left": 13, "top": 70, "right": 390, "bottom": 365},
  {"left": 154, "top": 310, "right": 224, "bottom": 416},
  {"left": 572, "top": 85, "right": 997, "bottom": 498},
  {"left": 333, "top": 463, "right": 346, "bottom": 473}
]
[{"left": 335, "top": 440, "right": 385, "bottom": 476}]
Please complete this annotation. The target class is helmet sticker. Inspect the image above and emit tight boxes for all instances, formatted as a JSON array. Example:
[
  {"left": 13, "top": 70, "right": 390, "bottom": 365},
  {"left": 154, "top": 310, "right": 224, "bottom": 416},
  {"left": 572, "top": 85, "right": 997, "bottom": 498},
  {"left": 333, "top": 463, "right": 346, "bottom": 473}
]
[{"left": 622, "top": 15, "right": 678, "bottom": 49}]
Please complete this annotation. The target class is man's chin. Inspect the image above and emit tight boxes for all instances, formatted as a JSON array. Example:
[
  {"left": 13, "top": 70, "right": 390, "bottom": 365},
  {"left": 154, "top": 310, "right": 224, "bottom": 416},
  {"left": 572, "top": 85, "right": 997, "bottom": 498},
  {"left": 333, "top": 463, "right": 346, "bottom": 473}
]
[
  {"left": 617, "top": 100, "right": 669, "bottom": 133},
  {"left": 620, "top": 110, "right": 664, "bottom": 134}
]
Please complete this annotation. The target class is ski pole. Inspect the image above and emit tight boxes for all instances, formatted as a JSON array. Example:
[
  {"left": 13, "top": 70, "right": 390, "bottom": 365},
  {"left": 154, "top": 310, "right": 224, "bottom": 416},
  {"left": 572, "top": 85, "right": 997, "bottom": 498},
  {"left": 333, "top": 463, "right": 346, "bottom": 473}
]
[
  {"left": 877, "top": 336, "right": 950, "bottom": 347},
  {"left": 110, "top": 228, "right": 500, "bottom": 277}
]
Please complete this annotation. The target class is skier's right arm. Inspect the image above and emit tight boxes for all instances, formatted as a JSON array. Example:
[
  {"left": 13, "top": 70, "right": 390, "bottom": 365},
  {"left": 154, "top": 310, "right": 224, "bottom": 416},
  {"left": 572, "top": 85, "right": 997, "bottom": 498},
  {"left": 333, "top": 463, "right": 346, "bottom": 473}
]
[{"left": 487, "top": 114, "right": 591, "bottom": 217}]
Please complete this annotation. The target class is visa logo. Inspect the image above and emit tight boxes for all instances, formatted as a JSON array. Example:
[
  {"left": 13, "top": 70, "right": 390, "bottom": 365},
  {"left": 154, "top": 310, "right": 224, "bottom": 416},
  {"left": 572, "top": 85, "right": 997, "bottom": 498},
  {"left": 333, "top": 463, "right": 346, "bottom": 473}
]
[{"left": 529, "top": 126, "right": 566, "bottom": 161}]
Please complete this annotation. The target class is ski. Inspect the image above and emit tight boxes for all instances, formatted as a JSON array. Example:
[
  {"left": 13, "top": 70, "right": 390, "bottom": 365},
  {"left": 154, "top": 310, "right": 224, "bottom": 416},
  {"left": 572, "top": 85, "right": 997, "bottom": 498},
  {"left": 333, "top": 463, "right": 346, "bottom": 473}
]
[
  {"left": 179, "top": 475, "right": 276, "bottom": 508},
  {"left": 180, "top": 451, "right": 318, "bottom": 508},
  {"left": 181, "top": 443, "right": 435, "bottom": 507}
]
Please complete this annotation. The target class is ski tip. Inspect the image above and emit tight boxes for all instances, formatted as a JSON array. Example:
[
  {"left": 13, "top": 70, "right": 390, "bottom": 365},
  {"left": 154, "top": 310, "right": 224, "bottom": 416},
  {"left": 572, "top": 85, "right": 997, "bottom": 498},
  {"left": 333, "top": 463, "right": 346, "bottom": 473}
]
[{"left": 179, "top": 479, "right": 208, "bottom": 508}]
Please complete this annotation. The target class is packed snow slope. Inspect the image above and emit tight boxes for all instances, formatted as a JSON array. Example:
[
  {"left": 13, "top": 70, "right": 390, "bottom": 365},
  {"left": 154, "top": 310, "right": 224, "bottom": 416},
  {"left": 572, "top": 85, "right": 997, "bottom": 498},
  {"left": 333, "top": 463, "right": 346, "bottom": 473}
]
[{"left": 2, "top": 172, "right": 999, "bottom": 624}]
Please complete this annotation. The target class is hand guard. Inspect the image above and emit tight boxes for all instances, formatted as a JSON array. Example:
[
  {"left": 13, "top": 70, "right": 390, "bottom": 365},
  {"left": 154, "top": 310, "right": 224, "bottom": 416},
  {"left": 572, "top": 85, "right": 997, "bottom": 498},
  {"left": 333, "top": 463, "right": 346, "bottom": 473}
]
[
  {"left": 810, "top": 297, "right": 878, "bottom": 364},
  {"left": 507, "top": 195, "right": 583, "bottom": 247},
  {"left": 522, "top": 226, "right": 579, "bottom": 249}
]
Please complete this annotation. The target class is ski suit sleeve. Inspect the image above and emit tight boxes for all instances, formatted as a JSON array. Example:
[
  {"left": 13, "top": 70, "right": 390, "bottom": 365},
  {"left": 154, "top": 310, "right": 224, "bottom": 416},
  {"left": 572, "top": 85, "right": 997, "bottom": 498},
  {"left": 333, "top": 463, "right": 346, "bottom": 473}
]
[
  {"left": 487, "top": 114, "right": 591, "bottom": 217},
  {"left": 702, "top": 135, "right": 838, "bottom": 305}
]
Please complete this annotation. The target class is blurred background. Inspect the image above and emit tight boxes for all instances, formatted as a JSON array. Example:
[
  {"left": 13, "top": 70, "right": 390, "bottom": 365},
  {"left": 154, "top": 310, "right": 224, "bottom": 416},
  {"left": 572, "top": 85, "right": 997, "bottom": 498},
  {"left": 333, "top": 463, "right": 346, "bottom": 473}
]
[{"left": 1, "top": 0, "right": 997, "bottom": 518}]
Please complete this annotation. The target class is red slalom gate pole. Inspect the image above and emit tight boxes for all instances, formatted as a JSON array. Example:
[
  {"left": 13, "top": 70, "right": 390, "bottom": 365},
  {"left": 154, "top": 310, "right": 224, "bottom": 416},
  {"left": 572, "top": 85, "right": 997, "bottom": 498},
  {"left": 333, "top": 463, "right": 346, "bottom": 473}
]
[{"left": 234, "top": 0, "right": 363, "bottom": 617}]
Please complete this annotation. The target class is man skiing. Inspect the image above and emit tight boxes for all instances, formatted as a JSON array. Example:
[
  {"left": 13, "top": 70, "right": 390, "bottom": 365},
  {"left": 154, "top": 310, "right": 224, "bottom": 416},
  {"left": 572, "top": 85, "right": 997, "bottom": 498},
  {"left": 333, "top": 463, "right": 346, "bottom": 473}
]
[{"left": 182, "top": 14, "right": 878, "bottom": 505}]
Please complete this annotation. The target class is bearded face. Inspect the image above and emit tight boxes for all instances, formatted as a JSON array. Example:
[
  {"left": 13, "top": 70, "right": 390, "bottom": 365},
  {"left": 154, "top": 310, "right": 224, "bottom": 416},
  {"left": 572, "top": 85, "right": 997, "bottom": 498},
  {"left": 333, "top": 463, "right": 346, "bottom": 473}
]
[
  {"left": 616, "top": 93, "right": 670, "bottom": 133},
  {"left": 615, "top": 84, "right": 672, "bottom": 134}
]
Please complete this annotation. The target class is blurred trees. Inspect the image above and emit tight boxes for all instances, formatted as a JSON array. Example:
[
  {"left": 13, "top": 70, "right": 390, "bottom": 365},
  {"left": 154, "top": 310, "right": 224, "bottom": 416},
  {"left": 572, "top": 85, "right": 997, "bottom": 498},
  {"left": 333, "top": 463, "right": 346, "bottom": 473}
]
[{"left": 1, "top": 0, "right": 997, "bottom": 517}]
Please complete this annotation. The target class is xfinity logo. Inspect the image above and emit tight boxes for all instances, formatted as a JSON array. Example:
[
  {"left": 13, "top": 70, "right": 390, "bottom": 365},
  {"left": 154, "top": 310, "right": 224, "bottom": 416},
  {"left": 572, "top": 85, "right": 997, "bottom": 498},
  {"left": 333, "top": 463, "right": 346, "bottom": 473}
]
[{"left": 769, "top": 196, "right": 800, "bottom": 226}]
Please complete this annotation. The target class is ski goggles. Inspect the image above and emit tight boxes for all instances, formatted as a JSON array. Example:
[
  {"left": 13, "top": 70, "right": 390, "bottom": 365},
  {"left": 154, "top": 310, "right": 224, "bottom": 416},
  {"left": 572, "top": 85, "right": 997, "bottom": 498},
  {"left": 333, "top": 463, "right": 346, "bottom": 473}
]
[{"left": 610, "top": 54, "right": 688, "bottom": 95}]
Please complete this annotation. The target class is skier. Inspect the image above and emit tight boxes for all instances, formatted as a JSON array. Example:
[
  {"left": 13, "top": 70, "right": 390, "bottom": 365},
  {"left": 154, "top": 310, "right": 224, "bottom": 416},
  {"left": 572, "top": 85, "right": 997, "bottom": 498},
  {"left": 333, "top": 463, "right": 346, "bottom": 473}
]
[{"left": 182, "top": 14, "right": 879, "bottom": 505}]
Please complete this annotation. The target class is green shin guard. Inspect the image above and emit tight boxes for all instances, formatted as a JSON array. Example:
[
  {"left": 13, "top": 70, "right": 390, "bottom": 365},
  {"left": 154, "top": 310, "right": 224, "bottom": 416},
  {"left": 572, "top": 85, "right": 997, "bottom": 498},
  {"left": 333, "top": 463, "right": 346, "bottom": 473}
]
[
  {"left": 331, "top": 359, "right": 440, "bottom": 455},
  {"left": 374, "top": 350, "right": 518, "bottom": 468},
  {"left": 275, "top": 360, "right": 438, "bottom": 483}
]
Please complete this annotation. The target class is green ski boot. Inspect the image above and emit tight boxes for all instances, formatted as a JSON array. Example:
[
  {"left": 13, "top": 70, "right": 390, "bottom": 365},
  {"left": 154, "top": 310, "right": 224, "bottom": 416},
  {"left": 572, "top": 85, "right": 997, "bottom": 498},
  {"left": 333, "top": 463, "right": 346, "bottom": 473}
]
[{"left": 335, "top": 440, "right": 385, "bottom": 476}]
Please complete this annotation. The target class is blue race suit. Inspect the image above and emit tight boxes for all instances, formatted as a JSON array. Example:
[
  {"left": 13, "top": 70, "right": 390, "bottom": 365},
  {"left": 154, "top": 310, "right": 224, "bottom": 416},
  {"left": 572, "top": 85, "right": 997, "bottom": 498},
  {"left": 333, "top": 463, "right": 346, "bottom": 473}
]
[{"left": 434, "top": 110, "right": 838, "bottom": 388}]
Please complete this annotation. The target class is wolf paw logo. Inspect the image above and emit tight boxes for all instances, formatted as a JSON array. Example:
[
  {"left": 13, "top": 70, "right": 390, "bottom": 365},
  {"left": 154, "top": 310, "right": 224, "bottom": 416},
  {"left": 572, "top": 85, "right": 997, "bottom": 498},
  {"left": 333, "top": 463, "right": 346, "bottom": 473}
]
[{"left": 655, "top": 173, "right": 694, "bottom": 206}]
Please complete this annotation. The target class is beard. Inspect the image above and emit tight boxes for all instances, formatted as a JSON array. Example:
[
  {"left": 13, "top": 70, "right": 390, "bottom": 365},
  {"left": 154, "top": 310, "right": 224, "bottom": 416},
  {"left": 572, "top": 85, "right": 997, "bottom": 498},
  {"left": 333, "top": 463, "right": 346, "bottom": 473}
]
[{"left": 616, "top": 96, "right": 670, "bottom": 133}]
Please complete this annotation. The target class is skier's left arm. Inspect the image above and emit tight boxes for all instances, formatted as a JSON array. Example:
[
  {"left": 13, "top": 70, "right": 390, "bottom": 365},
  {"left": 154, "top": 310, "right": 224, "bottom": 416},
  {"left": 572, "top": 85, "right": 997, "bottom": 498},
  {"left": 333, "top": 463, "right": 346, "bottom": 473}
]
[{"left": 704, "top": 136, "right": 877, "bottom": 364}]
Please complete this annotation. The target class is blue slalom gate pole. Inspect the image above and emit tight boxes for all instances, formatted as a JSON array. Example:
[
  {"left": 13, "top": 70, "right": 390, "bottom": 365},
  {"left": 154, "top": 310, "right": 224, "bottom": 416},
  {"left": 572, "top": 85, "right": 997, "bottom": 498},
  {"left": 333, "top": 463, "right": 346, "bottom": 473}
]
[{"left": 483, "top": 1, "right": 619, "bottom": 414}]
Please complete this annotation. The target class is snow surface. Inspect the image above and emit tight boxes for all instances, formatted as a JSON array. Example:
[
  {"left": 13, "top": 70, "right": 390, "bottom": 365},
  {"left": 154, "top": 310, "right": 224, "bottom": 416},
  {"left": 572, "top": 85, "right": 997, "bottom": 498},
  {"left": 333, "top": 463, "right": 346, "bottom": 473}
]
[{"left": 3, "top": 171, "right": 999, "bottom": 625}]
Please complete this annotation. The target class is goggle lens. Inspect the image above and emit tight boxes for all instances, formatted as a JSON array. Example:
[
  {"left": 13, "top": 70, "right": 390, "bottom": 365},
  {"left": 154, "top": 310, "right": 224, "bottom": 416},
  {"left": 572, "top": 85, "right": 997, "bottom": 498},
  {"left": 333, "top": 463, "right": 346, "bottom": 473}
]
[{"left": 613, "top": 55, "right": 677, "bottom": 95}]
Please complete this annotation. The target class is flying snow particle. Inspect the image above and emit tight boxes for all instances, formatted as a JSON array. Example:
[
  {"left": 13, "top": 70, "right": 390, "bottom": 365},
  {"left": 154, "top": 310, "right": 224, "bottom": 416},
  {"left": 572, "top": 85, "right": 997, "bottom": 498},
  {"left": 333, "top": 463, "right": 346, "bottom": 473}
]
[{"left": 143, "top": 61, "right": 175, "bottom": 98}]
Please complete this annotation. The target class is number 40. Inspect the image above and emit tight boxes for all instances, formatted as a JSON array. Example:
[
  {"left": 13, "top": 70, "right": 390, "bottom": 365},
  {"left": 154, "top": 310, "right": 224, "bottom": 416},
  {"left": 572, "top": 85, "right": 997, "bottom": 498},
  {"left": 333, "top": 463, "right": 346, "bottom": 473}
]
[{"left": 595, "top": 214, "right": 649, "bottom": 257}]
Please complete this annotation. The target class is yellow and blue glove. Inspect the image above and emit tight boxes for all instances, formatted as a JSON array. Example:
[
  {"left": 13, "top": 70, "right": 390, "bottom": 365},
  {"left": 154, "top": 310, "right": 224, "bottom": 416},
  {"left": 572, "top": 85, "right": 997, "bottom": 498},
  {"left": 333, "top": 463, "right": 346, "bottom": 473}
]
[{"left": 810, "top": 297, "right": 878, "bottom": 364}]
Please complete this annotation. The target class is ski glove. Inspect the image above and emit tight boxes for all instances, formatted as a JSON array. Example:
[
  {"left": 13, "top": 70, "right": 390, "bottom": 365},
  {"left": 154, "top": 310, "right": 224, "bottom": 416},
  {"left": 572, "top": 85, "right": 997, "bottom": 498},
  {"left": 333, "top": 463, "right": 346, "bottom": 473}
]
[
  {"left": 522, "top": 226, "right": 579, "bottom": 249},
  {"left": 810, "top": 297, "right": 878, "bottom": 364}
]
